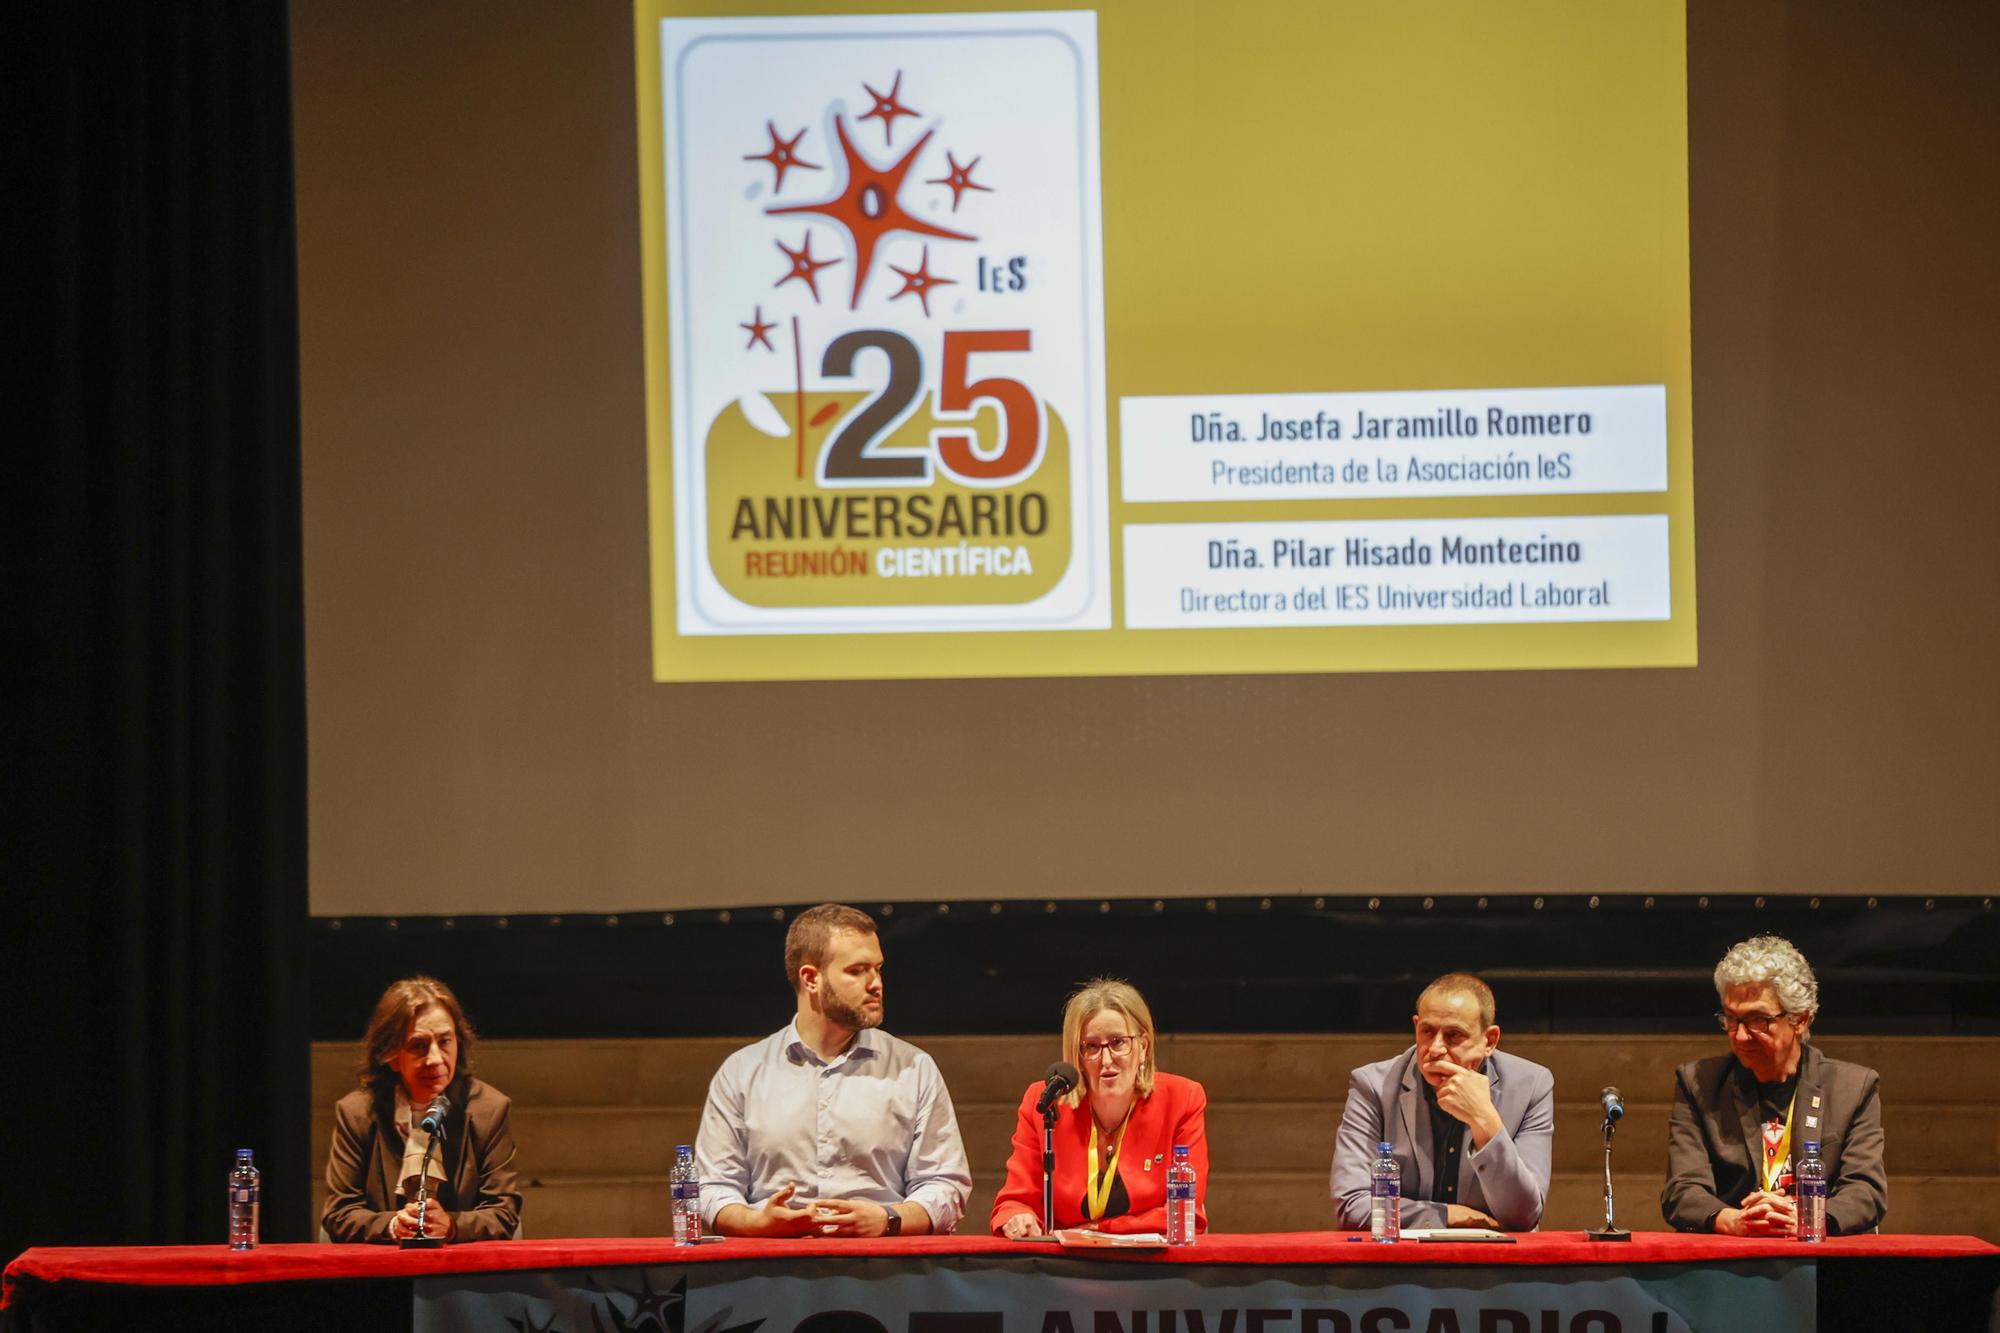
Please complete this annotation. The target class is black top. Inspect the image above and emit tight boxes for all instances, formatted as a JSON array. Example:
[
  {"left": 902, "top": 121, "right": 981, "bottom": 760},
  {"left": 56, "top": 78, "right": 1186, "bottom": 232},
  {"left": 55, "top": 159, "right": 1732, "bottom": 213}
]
[
  {"left": 1420, "top": 1077, "right": 1467, "bottom": 1205},
  {"left": 1757, "top": 1071, "right": 1801, "bottom": 1127}
]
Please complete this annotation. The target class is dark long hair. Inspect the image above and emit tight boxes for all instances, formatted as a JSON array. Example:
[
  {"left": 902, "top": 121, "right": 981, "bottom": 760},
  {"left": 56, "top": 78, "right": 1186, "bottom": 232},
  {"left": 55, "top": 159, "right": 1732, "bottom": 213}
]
[{"left": 354, "top": 974, "right": 478, "bottom": 1101}]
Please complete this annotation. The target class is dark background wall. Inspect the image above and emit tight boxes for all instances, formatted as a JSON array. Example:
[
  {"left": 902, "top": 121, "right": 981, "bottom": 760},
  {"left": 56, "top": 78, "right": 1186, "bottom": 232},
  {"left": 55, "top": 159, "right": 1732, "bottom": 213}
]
[
  {"left": 308, "top": 892, "right": 2000, "bottom": 1042},
  {"left": 12, "top": 0, "right": 309, "bottom": 1261}
]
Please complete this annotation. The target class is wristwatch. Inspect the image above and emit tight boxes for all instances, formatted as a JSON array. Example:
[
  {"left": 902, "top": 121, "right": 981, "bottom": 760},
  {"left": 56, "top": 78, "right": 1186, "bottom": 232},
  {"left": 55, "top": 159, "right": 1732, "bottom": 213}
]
[{"left": 884, "top": 1208, "right": 903, "bottom": 1237}]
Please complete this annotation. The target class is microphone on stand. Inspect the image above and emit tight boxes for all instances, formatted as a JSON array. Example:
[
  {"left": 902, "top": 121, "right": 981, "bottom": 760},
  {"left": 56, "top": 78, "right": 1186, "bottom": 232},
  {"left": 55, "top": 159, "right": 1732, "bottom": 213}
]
[
  {"left": 401, "top": 1093, "right": 452, "bottom": 1249},
  {"left": 1027, "top": 1062, "right": 1080, "bottom": 1241},
  {"left": 1036, "top": 1062, "right": 1079, "bottom": 1115},
  {"left": 1587, "top": 1086, "right": 1631, "bottom": 1241}
]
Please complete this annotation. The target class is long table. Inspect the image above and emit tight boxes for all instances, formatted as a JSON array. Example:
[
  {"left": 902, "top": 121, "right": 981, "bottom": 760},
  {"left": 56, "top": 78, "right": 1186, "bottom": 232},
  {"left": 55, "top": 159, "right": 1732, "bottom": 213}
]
[{"left": 5, "top": 1233, "right": 1996, "bottom": 1333}]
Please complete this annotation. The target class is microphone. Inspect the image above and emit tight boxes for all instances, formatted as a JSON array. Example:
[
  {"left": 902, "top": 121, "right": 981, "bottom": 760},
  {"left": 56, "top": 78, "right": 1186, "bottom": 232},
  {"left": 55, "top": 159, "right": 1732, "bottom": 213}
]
[
  {"left": 419, "top": 1092, "right": 451, "bottom": 1135},
  {"left": 1035, "top": 1062, "right": 1079, "bottom": 1115},
  {"left": 1588, "top": 1086, "right": 1631, "bottom": 1240}
]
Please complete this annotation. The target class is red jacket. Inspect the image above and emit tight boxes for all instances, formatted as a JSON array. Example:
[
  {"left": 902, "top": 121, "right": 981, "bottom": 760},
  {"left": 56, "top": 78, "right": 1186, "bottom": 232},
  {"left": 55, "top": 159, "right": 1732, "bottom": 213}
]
[{"left": 990, "top": 1071, "right": 1210, "bottom": 1235}]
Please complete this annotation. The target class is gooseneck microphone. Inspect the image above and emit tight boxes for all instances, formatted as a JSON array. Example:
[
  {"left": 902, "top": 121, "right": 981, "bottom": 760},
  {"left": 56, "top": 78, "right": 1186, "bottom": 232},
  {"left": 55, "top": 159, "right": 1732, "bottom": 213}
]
[
  {"left": 403, "top": 1092, "right": 452, "bottom": 1248},
  {"left": 1587, "top": 1086, "right": 1631, "bottom": 1241},
  {"left": 1035, "top": 1062, "right": 1080, "bottom": 1115}
]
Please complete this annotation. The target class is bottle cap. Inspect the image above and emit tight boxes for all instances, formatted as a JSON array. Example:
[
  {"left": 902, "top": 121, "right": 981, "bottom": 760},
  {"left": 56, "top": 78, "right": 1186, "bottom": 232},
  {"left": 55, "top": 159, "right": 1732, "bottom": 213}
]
[
  {"left": 236, "top": 1148, "right": 254, "bottom": 1160},
  {"left": 1378, "top": 1141, "right": 1393, "bottom": 1153},
  {"left": 676, "top": 1144, "right": 692, "bottom": 1153},
  {"left": 1802, "top": 1141, "right": 1819, "bottom": 1152},
  {"left": 1173, "top": 1144, "right": 1189, "bottom": 1156}
]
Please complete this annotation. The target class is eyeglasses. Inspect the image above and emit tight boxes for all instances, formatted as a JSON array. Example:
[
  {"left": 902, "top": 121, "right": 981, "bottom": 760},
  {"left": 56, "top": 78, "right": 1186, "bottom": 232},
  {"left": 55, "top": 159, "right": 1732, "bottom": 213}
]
[
  {"left": 1715, "top": 1010, "right": 1793, "bottom": 1035},
  {"left": 1080, "top": 1035, "right": 1136, "bottom": 1061}
]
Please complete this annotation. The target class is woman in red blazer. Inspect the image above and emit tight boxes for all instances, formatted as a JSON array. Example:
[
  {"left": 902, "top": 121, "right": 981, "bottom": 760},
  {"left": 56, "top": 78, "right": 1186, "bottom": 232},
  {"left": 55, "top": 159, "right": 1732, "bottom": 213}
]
[{"left": 991, "top": 978, "right": 1210, "bottom": 1237}]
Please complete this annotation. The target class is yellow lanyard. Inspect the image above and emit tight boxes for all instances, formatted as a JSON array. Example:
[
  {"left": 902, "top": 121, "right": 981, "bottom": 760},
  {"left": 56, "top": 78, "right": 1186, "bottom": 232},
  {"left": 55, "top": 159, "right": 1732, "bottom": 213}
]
[
  {"left": 1084, "top": 1108, "right": 1133, "bottom": 1221},
  {"left": 1762, "top": 1089, "right": 1798, "bottom": 1192}
]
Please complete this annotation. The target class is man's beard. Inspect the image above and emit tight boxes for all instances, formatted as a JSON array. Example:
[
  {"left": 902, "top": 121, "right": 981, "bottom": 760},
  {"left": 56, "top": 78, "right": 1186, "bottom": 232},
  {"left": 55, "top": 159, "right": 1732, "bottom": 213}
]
[{"left": 822, "top": 989, "right": 882, "bottom": 1031}]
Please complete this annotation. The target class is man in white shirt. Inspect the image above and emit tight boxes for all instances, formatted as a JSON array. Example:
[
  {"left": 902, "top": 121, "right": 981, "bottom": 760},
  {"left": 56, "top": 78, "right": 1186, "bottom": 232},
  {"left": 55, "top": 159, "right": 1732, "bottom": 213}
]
[{"left": 695, "top": 903, "right": 972, "bottom": 1237}]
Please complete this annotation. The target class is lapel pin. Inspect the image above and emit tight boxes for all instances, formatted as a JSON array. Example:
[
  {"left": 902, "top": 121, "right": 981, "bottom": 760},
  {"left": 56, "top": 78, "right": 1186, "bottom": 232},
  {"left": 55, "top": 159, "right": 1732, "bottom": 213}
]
[
  {"left": 1805, "top": 1115, "right": 1819, "bottom": 1128},
  {"left": 1811, "top": 1095, "right": 1821, "bottom": 1109}
]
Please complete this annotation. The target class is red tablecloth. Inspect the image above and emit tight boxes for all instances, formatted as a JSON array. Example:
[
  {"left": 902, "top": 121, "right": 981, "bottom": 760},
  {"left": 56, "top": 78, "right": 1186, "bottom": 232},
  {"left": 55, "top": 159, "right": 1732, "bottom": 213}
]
[{"left": 7, "top": 1231, "right": 1996, "bottom": 1306}]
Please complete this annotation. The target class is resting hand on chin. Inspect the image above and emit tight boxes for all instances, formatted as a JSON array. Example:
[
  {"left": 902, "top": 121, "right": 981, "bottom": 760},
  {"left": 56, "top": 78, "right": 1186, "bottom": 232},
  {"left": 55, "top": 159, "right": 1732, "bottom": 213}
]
[{"left": 1428, "top": 1059, "right": 1505, "bottom": 1146}]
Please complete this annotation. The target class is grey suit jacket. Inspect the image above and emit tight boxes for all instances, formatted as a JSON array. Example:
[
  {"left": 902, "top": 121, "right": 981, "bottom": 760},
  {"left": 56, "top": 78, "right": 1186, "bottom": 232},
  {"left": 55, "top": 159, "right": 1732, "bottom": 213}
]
[
  {"left": 1330, "top": 1046, "right": 1555, "bottom": 1231},
  {"left": 1661, "top": 1044, "right": 1887, "bottom": 1235}
]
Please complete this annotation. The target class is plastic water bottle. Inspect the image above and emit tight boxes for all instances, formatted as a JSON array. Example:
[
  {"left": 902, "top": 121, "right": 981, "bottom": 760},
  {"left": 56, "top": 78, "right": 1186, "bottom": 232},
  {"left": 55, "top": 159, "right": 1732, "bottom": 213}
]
[
  {"left": 1165, "top": 1144, "right": 1196, "bottom": 1245},
  {"left": 1370, "top": 1141, "right": 1400, "bottom": 1242},
  {"left": 228, "top": 1149, "right": 260, "bottom": 1250},
  {"left": 672, "top": 1144, "right": 702, "bottom": 1245},
  {"left": 1795, "top": 1140, "right": 1827, "bottom": 1242}
]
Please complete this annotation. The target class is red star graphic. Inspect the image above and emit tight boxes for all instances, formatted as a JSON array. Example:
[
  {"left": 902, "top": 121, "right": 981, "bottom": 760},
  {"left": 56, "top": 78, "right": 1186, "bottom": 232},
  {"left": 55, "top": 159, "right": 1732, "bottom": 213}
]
[
  {"left": 926, "top": 152, "right": 992, "bottom": 212},
  {"left": 886, "top": 246, "right": 955, "bottom": 317},
  {"left": 768, "top": 117, "right": 973, "bottom": 310},
  {"left": 740, "top": 305, "right": 776, "bottom": 351},
  {"left": 743, "top": 121, "right": 819, "bottom": 193},
  {"left": 858, "top": 71, "right": 918, "bottom": 147},
  {"left": 773, "top": 232, "right": 839, "bottom": 303}
]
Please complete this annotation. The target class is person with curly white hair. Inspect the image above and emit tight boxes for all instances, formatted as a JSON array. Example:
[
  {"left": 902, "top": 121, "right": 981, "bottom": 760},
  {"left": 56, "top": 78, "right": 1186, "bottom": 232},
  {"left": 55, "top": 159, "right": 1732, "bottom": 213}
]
[{"left": 1661, "top": 934, "right": 1887, "bottom": 1235}]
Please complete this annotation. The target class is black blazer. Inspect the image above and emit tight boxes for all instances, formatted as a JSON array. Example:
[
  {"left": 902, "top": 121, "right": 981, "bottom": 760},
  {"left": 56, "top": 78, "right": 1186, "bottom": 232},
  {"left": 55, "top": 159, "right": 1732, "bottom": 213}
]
[{"left": 1661, "top": 1043, "right": 1886, "bottom": 1235}]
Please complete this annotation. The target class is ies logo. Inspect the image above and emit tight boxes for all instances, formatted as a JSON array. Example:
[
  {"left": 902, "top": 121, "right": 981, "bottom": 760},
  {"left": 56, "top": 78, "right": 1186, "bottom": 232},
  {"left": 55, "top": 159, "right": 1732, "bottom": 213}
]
[{"left": 660, "top": 14, "right": 1107, "bottom": 631}]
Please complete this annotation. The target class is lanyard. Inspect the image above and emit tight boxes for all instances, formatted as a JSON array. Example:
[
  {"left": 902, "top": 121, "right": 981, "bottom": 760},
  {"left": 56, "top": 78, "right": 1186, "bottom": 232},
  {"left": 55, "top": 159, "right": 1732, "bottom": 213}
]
[
  {"left": 1761, "top": 1089, "right": 1798, "bottom": 1192},
  {"left": 1084, "top": 1107, "right": 1134, "bottom": 1221}
]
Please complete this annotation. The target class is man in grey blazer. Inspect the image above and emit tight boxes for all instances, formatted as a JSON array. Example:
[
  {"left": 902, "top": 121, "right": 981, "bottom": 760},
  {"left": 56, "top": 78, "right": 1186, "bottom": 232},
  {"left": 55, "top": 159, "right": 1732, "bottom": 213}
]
[
  {"left": 1330, "top": 973, "right": 1555, "bottom": 1231},
  {"left": 1661, "top": 934, "right": 1887, "bottom": 1235}
]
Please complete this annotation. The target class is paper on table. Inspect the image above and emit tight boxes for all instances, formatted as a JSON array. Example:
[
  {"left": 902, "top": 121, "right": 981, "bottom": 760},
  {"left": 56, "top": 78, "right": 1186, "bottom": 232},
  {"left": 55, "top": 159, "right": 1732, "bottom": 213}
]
[
  {"left": 1403, "top": 1227, "right": 1515, "bottom": 1242},
  {"left": 1055, "top": 1229, "right": 1169, "bottom": 1248}
]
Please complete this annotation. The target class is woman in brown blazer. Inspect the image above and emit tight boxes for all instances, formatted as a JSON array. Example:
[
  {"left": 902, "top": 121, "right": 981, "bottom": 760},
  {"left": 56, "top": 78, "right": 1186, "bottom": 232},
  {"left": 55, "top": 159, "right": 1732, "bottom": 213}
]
[{"left": 322, "top": 975, "right": 522, "bottom": 1243}]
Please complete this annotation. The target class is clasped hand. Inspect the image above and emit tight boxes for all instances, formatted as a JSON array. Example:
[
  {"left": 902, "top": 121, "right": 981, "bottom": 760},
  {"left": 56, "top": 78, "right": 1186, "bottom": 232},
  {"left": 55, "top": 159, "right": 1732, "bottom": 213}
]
[
  {"left": 1717, "top": 1190, "right": 1799, "bottom": 1237},
  {"left": 390, "top": 1200, "right": 452, "bottom": 1241},
  {"left": 755, "top": 1183, "right": 894, "bottom": 1238}
]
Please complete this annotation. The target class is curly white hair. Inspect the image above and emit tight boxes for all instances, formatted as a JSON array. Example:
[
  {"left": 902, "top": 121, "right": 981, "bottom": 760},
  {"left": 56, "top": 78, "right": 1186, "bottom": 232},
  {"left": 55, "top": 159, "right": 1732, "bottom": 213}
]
[{"left": 1713, "top": 934, "right": 1819, "bottom": 1017}]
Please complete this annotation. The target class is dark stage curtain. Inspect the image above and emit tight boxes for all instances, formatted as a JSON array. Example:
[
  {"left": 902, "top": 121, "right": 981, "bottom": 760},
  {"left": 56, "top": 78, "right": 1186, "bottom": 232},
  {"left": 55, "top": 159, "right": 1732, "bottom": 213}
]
[{"left": 6, "top": 3, "right": 309, "bottom": 1260}]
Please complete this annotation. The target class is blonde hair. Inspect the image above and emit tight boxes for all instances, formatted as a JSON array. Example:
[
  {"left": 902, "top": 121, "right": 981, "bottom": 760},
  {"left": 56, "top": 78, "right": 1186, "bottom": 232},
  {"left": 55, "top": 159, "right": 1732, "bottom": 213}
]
[{"left": 1059, "top": 977, "right": 1157, "bottom": 1109}]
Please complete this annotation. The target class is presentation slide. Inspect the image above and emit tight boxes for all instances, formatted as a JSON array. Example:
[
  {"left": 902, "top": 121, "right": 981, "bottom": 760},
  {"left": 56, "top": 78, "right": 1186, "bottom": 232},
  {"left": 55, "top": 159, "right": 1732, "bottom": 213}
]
[
  {"left": 637, "top": 0, "right": 1693, "bottom": 681},
  {"left": 292, "top": 1, "right": 1996, "bottom": 916}
]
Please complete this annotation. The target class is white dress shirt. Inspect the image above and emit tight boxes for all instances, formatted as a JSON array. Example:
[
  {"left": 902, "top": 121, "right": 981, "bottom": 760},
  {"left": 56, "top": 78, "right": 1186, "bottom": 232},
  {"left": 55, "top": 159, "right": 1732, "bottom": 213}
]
[{"left": 695, "top": 1023, "right": 971, "bottom": 1232}]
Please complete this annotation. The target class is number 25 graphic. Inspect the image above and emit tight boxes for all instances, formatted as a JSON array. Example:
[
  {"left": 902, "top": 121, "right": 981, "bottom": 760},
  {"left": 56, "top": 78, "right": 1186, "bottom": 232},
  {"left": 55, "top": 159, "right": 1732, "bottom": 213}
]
[{"left": 818, "top": 330, "right": 1044, "bottom": 488}]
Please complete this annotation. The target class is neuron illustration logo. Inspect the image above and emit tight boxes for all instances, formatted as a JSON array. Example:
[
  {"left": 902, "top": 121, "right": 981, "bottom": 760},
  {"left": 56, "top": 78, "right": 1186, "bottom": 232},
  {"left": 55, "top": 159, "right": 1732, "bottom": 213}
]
[
  {"left": 742, "top": 70, "right": 988, "bottom": 320},
  {"left": 660, "top": 11, "right": 1108, "bottom": 634}
]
